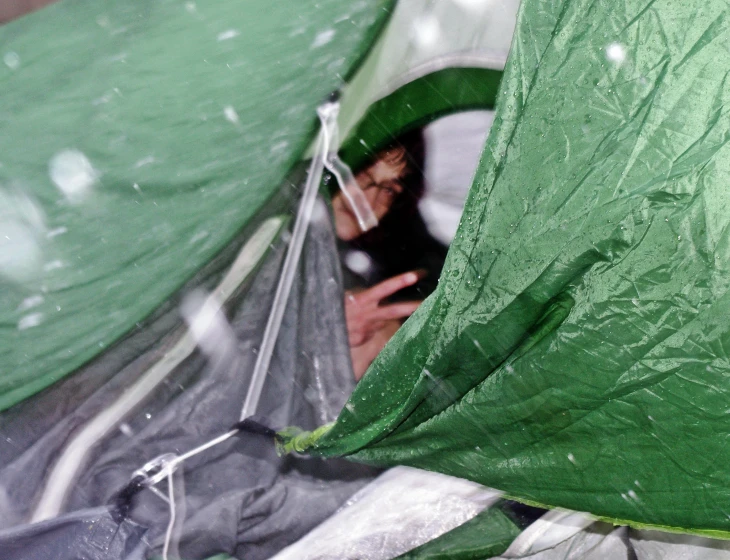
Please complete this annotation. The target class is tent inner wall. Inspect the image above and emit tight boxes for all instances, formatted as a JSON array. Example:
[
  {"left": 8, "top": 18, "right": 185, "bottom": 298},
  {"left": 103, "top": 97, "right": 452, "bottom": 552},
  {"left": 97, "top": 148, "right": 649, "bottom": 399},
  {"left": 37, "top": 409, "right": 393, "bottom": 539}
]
[{"left": 0, "top": 170, "right": 378, "bottom": 558}]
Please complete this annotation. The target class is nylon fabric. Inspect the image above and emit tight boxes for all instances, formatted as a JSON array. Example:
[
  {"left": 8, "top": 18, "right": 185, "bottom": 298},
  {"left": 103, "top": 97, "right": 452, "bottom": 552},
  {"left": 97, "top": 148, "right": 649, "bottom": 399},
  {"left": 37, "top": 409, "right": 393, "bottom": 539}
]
[
  {"left": 0, "top": 508, "right": 146, "bottom": 560},
  {"left": 0, "top": 0, "right": 392, "bottom": 410},
  {"left": 340, "top": 67, "right": 503, "bottom": 171},
  {"left": 270, "top": 466, "right": 502, "bottom": 560},
  {"left": 282, "top": 0, "right": 730, "bottom": 535},
  {"left": 491, "top": 515, "right": 730, "bottom": 560},
  {"left": 0, "top": 184, "right": 378, "bottom": 558},
  {"left": 394, "top": 505, "right": 521, "bottom": 560}
]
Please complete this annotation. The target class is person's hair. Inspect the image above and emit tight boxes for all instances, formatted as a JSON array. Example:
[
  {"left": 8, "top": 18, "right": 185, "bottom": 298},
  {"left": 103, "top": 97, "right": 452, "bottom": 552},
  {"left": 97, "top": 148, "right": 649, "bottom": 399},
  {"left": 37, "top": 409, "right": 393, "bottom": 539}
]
[
  {"left": 349, "top": 128, "right": 426, "bottom": 247},
  {"left": 386, "top": 128, "right": 426, "bottom": 212},
  {"left": 340, "top": 127, "right": 446, "bottom": 301}
]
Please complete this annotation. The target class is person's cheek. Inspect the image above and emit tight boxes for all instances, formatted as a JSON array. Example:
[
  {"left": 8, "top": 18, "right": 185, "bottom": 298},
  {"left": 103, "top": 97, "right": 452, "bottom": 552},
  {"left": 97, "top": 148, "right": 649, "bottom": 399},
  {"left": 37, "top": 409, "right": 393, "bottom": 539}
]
[
  {"left": 364, "top": 191, "right": 382, "bottom": 217},
  {"left": 376, "top": 197, "right": 394, "bottom": 221}
]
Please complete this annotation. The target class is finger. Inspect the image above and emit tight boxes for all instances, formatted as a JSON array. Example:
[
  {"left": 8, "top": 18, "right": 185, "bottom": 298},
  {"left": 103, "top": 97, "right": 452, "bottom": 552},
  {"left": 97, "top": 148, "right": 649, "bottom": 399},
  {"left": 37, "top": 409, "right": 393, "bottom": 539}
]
[
  {"left": 374, "top": 301, "right": 422, "bottom": 321},
  {"left": 361, "top": 271, "right": 420, "bottom": 303},
  {"left": 348, "top": 320, "right": 386, "bottom": 346}
]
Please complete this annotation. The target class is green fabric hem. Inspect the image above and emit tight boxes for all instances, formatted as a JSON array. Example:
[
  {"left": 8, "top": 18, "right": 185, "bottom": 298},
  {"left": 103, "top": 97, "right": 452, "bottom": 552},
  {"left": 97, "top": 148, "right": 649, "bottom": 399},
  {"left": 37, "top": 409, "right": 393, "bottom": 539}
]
[
  {"left": 500, "top": 494, "right": 730, "bottom": 540},
  {"left": 276, "top": 423, "right": 333, "bottom": 455},
  {"left": 340, "top": 66, "right": 503, "bottom": 170}
]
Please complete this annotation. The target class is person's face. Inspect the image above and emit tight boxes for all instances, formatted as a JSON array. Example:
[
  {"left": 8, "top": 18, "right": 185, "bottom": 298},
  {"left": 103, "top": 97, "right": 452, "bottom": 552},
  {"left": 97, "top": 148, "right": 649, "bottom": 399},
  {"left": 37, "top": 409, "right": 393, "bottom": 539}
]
[{"left": 332, "top": 146, "right": 407, "bottom": 241}]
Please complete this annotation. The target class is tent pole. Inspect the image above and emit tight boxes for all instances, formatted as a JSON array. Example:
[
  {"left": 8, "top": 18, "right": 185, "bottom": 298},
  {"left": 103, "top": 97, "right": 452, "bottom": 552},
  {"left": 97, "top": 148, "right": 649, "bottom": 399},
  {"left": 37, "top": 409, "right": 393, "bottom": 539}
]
[{"left": 240, "top": 101, "right": 337, "bottom": 421}]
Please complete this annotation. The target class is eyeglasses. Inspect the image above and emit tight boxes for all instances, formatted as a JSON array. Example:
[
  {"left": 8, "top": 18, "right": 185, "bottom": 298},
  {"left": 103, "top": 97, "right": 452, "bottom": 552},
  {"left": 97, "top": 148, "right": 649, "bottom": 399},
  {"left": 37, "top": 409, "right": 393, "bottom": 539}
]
[{"left": 359, "top": 171, "right": 403, "bottom": 206}]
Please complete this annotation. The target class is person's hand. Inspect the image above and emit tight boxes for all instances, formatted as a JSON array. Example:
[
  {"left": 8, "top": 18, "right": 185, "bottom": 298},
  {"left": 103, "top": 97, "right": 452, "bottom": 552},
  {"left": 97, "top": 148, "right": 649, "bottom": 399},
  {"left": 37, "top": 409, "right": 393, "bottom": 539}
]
[
  {"left": 350, "top": 319, "right": 401, "bottom": 381},
  {"left": 344, "top": 271, "right": 423, "bottom": 348}
]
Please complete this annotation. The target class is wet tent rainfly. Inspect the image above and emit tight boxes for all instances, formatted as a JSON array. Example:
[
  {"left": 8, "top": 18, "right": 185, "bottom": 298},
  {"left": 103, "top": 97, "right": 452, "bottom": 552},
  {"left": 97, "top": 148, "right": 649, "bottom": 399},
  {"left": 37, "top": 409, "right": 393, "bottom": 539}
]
[
  {"left": 8, "top": 0, "right": 730, "bottom": 558},
  {"left": 0, "top": 0, "right": 391, "bottom": 411},
  {"left": 284, "top": 0, "right": 730, "bottom": 544},
  {"left": 0, "top": 0, "right": 395, "bottom": 558},
  {"left": 0, "top": 0, "right": 519, "bottom": 558}
]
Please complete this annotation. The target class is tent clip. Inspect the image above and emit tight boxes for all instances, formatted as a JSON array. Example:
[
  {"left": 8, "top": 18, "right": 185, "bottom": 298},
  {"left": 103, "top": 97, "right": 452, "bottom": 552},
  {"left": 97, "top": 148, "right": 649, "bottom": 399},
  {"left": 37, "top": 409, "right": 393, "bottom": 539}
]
[
  {"left": 320, "top": 101, "right": 378, "bottom": 234},
  {"left": 111, "top": 418, "right": 279, "bottom": 522}
]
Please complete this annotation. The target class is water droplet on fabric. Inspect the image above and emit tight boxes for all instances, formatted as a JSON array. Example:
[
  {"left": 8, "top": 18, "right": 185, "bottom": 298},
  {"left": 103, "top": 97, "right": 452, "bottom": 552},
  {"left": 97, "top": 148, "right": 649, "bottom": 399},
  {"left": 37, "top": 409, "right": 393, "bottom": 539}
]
[
  {"left": 308, "top": 198, "right": 328, "bottom": 226},
  {"left": 47, "top": 226, "right": 68, "bottom": 239},
  {"left": 605, "top": 42, "right": 627, "bottom": 65},
  {"left": 18, "top": 312, "right": 43, "bottom": 331},
  {"left": 217, "top": 29, "right": 240, "bottom": 41},
  {"left": 270, "top": 140, "right": 288, "bottom": 153},
  {"left": 43, "top": 260, "right": 64, "bottom": 272},
  {"left": 134, "top": 156, "right": 156, "bottom": 168},
  {"left": 189, "top": 230, "right": 209, "bottom": 244},
  {"left": 4, "top": 52, "right": 20, "bottom": 70},
  {"left": 0, "top": 199, "right": 45, "bottom": 284},
  {"left": 49, "top": 150, "right": 98, "bottom": 203},
  {"left": 18, "top": 295, "right": 44, "bottom": 312},
  {"left": 311, "top": 29, "right": 335, "bottom": 48},
  {"left": 223, "top": 105, "right": 240, "bottom": 125}
]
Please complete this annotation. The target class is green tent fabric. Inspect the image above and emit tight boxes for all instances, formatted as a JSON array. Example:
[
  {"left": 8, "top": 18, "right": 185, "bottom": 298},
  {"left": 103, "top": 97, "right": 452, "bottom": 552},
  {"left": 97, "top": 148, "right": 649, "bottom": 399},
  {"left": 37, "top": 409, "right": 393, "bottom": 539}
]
[
  {"left": 333, "top": 0, "right": 519, "bottom": 139},
  {"left": 394, "top": 505, "right": 521, "bottom": 560},
  {"left": 0, "top": 0, "right": 391, "bottom": 411},
  {"left": 282, "top": 0, "right": 730, "bottom": 537},
  {"left": 341, "top": 67, "right": 503, "bottom": 170}
]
